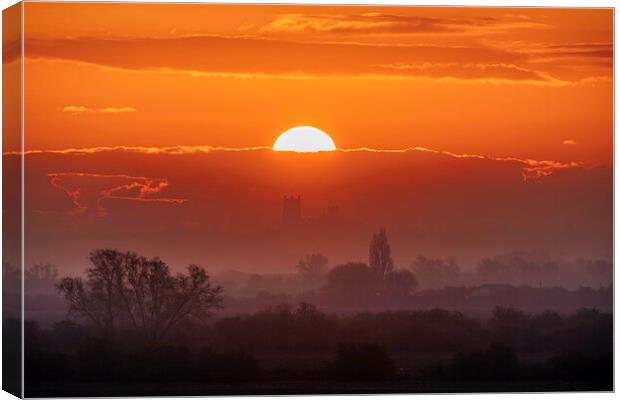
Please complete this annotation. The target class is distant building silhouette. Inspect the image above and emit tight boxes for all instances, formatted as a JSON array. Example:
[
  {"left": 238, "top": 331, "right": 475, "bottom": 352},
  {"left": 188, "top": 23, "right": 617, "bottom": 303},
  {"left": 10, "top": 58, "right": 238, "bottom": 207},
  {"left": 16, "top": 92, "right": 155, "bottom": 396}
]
[{"left": 282, "top": 195, "right": 302, "bottom": 224}]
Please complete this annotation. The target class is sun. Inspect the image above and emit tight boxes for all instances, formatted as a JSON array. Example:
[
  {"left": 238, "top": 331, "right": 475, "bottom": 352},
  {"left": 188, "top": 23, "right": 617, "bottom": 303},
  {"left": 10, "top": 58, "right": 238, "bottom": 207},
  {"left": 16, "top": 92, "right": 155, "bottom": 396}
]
[{"left": 273, "top": 126, "right": 336, "bottom": 152}]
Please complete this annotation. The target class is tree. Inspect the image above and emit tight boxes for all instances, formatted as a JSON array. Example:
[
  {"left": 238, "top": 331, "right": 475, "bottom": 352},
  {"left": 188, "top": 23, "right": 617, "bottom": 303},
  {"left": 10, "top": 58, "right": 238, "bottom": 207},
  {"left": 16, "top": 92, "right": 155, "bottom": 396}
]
[
  {"left": 412, "top": 256, "right": 459, "bottom": 289},
  {"left": 585, "top": 259, "right": 612, "bottom": 287},
  {"left": 325, "top": 262, "right": 379, "bottom": 304},
  {"left": 26, "top": 263, "right": 59, "bottom": 294},
  {"left": 57, "top": 249, "right": 223, "bottom": 340},
  {"left": 477, "top": 252, "right": 558, "bottom": 286},
  {"left": 385, "top": 270, "right": 418, "bottom": 297},
  {"left": 296, "top": 253, "right": 328, "bottom": 288},
  {"left": 369, "top": 227, "right": 394, "bottom": 280}
]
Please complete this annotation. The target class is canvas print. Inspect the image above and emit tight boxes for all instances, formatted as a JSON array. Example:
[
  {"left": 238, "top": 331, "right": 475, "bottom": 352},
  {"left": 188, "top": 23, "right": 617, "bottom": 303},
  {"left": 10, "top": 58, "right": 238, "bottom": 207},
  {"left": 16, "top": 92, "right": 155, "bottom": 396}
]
[{"left": 2, "top": 2, "right": 613, "bottom": 397}]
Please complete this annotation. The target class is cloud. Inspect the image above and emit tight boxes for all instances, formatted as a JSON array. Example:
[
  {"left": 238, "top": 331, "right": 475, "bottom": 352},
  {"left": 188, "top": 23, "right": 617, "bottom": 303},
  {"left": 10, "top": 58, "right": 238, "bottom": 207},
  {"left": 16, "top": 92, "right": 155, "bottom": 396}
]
[
  {"left": 495, "top": 157, "right": 581, "bottom": 180},
  {"left": 508, "top": 42, "right": 613, "bottom": 61},
  {"left": 340, "top": 146, "right": 581, "bottom": 181},
  {"left": 9, "top": 144, "right": 581, "bottom": 182},
  {"left": 544, "top": 42, "right": 613, "bottom": 58},
  {"left": 374, "top": 62, "right": 558, "bottom": 83},
  {"left": 563, "top": 139, "right": 577, "bottom": 145},
  {"left": 61, "top": 105, "right": 137, "bottom": 113},
  {"left": 24, "top": 35, "right": 583, "bottom": 84},
  {"left": 24, "top": 32, "right": 610, "bottom": 84},
  {"left": 8, "top": 145, "right": 271, "bottom": 156},
  {"left": 487, "top": 41, "right": 613, "bottom": 79},
  {"left": 260, "top": 12, "right": 549, "bottom": 35},
  {"left": 61, "top": 106, "right": 93, "bottom": 113},
  {"left": 99, "top": 107, "right": 138, "bottom": 113},
  {"left": 48, "top": 172, "right": 186, "bottom": 216}
]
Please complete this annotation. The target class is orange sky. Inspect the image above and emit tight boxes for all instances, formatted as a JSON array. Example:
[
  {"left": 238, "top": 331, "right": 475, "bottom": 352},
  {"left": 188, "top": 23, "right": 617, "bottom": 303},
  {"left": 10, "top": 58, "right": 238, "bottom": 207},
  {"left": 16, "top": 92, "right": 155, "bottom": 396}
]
[{"left": 14, "top": 3, "right": 613, "bottom": 166}]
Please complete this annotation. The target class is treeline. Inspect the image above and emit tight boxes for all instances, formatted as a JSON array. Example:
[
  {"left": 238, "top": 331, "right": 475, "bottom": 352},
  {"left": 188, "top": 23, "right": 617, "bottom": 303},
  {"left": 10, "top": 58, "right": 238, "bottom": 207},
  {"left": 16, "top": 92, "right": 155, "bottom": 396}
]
[
  {"left": 7, "top": 231, "right": 613, "bottom": 323},
  {"left": 22, "top": 305, "right": 612, "bottom": 389},
  {"left": 208, "top": 305, "right": 611, "bottom": 355},
  {"left": 223, "top": 248, "right": 612, "bottom": 298},
  {"left": 25, "top": 329, "right": 259, "bottom": 384},
  {"left": 427, "top": 344, "right": 612, "bottom": 384},
  {"left": 220, "top": 283, "right": 612, "bottom": 316},
  {"left": 10, "top": 229, "right": 612, "bottom": 301}
]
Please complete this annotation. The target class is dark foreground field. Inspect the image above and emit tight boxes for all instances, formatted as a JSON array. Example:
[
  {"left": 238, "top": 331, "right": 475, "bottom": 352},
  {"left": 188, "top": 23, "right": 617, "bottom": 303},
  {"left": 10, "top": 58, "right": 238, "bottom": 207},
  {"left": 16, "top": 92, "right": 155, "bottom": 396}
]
[
  {"left": 26, "top": 380, "right": 611, "bottom": 397},
  {"left": 20, "top": 305, "right": 613, "bottom": 397}
]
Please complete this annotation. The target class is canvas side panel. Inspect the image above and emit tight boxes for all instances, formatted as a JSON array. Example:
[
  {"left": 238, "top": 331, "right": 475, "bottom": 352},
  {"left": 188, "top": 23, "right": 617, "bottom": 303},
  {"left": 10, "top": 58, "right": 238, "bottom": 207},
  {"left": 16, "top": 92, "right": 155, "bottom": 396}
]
[{"left": 2, "top": 2, "right": 23, "bottom": 398}]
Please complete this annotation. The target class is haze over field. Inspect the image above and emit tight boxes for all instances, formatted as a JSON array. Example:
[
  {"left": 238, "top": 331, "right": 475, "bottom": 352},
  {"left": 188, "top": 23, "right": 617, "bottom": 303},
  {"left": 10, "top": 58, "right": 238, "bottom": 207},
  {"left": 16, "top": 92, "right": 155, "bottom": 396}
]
[
  {"left": 2, "top": 4, "right": 611, "bottom": 276},
  {"left": 4, "top": 146, "right": 610, "bottom": 274}
]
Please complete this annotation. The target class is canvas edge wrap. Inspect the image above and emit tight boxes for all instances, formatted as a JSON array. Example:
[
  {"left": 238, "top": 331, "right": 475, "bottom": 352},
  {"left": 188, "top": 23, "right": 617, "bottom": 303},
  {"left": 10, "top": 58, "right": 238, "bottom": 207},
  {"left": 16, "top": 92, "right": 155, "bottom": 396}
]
[{"left": 2, "top": 1, "right": 24, "bottom": 398}]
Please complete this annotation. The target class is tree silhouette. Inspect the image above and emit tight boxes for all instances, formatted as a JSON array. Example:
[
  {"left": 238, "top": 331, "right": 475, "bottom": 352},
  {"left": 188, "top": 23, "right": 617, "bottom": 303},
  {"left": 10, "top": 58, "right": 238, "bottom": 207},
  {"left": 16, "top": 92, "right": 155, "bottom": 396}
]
[
  {"left": 296, "top": 253, "right": 328, "bottom": 288},
  {"left": 477, "top": 252, "right": 558, "bottom": 286},
  {"left": 325, "top": 262, "right": 379, "bottom": 303},
  {"left": 385, "top": 269, "right": 418, "bottom": 297},
  {"left": 26, "top": 262, "right": 59, "bottom": 293},
  {"left": 412, "top": 256, "right": 459, "bottom": 289},
  {"left": 369, "top": 227, "right": 394, "bottom": 280},
  {"left": 57, "top": 249, "right": 223, "bottom": 340}
]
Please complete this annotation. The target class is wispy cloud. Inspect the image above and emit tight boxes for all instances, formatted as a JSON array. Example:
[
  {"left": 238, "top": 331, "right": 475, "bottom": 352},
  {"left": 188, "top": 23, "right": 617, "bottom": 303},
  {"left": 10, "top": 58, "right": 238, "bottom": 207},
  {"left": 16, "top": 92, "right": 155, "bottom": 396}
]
[
  {"left": 8, "top": 144, "right": 582, "bottom": 182},
  {"left": 9, "top": 145, "right": 271, "bottom": 156},
  {"left": 494, "top": 41, "right": 613, "bottom": 61},
  {"left": 24, "top": 35, "right": 596, "bottom": 85},
  {"left": 486, "top": 40, "right": 612, "bottom": 80},
  {"left": 374, "top": 62, "right": 559, "bottom": 83},
  {"left": 562, "top": 139, "right": 577, "bottom": 145},
  {"left": 61, "top": 105, "right": 137, "bottom": 113},
  {"left": 48, "top": 172, "right": 186, "bottom": 216},
  {"left": 260, "top": 13, "right": 549, "bottom": 35},
  {"left": 339, "top": 146, "right": 581, "bottom": 181}
]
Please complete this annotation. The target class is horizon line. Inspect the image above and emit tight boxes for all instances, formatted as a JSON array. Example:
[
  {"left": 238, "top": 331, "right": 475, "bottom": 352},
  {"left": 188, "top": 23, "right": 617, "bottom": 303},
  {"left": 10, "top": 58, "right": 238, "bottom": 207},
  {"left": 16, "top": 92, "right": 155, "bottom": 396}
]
[{"left": 4, "top": 144, "right": 585, "bottom": 181}]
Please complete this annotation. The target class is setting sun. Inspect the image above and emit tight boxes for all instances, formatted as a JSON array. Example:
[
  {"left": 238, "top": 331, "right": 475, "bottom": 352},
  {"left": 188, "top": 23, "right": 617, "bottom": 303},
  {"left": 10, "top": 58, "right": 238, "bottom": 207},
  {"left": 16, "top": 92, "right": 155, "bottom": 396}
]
[{"left": 273, "top": 126, "right": 336, "bottom": 152}]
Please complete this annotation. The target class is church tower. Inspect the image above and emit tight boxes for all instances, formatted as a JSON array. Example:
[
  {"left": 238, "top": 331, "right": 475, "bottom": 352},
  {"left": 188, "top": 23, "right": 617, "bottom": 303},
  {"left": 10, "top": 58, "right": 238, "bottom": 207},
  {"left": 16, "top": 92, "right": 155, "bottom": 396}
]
[{"left": 282, "top": 195, "right": 302, "bottom": 224}]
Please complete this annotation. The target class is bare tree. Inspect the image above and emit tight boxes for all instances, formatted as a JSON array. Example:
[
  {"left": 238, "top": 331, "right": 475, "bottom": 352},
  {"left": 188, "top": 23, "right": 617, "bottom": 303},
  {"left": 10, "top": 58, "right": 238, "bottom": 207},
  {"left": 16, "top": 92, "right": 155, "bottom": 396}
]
[
  {"left": 369, "top": 227, "right": 394, "bottom": 280},
  {"left": 26, "top": 263, "right": 59, "bottom": 294},
  {"left": 26, "top": 262, "right": 58, "bottom": 283},
  {"left": 57, "top": 249, "right": 223, "bottom": 340}
]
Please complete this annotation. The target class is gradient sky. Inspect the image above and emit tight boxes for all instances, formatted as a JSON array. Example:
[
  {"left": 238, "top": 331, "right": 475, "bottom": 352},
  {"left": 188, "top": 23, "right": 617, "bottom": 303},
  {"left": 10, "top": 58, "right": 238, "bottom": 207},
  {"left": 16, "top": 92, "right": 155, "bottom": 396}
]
[
  {"left": 18, "top": 3, "right": 613, "bottom": 165},
  {"left": 2, "top": 4, "right": 613, "bottom": 274}
]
